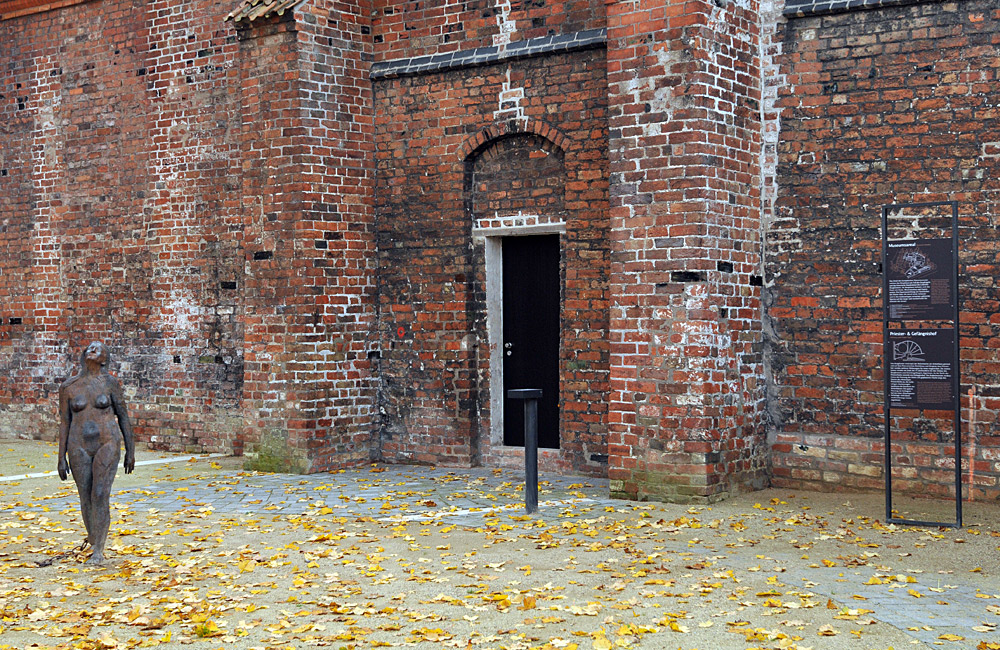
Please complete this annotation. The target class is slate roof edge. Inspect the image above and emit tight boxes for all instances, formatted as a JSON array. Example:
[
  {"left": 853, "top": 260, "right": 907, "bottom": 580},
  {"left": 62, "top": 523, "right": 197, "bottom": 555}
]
[
  {"left": 783, "top": 0, "right": 944, "bottom": 19},
  {"left": 370, "top": 28, "right": 607, "bottom": 81}
]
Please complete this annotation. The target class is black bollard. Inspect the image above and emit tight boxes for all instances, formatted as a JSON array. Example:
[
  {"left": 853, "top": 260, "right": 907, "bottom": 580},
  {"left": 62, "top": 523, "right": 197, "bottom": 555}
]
[{"left": 507, "top": 388, "right": 541, "bottom": 514}]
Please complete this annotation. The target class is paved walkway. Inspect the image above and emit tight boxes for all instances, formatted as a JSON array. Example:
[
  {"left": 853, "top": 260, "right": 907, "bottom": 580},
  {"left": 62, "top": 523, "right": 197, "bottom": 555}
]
[
  {"left": 3, "top": 451, "right": 998, "bottom": 647},
  {"left": 26, "top": 464, "right": 614, "bottom": 524}
]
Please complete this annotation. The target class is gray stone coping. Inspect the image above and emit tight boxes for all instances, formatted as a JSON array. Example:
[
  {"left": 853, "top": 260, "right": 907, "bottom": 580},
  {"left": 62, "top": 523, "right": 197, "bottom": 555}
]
[
  {"left": 370, "top": 28, "right": 607, "bottom": 80},
  {"left": 783, "top": 0, "right": 942, "bottom": 18}
]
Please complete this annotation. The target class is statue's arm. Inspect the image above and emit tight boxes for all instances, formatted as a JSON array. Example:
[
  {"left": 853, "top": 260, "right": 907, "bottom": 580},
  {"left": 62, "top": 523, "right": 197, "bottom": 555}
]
[
  {"left": 57, "top": 385, "right": 71, "bottom": 480},
  {"left": 110, "top": 378, "right": 135, "bottom": 474}
]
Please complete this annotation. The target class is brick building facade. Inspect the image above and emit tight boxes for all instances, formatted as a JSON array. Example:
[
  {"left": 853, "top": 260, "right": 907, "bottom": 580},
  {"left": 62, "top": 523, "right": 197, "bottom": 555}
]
[{"left": 0, "top": 0, "right": 996, "bottom": 502}]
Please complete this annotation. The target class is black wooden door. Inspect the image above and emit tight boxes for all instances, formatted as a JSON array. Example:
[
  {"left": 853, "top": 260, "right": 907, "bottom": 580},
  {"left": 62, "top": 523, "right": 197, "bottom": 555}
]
[{"left": 502, "top": 235, "right": 560, "bottom": 448}]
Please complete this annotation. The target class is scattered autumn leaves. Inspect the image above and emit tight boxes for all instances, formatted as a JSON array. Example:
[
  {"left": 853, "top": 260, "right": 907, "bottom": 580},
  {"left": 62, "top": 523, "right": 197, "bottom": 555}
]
[{"left": 1, "top": 455, "right": 999, "bottom": 650}]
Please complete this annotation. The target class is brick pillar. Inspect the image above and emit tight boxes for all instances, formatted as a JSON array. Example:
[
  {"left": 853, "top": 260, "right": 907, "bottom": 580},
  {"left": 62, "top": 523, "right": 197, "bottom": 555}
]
[
  {"left": 235, "top": 1, "right": 375, "bottom": 472},
  {"left": 606, "top": 0, "right": 768, "bottom": 502}
]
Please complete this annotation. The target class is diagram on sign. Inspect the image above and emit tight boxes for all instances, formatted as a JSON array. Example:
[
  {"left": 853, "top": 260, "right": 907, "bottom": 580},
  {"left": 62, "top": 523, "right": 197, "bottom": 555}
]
[
  {"left": 892, "top": 339, "right": 924, "bottom": 362},
  {"left": 887, "top": 329, "right": 954, "bottom": 409},
  {"left": 899, "top": 249, "right": 935, "bottom": 278},
  {"left": 885, "top": 239, "right": 953, "bottom": 321}
]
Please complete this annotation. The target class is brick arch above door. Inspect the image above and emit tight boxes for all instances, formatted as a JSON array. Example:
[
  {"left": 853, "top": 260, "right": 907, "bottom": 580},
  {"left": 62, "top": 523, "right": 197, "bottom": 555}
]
[{"left": 458, "top": 117, "right": 569, "bottom": 162}]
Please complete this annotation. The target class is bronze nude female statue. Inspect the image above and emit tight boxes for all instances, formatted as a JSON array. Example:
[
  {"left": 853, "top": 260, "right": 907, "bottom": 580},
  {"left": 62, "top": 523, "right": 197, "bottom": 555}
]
[{"left": 57, "top": 341, "right": 135, "bottom": 564}]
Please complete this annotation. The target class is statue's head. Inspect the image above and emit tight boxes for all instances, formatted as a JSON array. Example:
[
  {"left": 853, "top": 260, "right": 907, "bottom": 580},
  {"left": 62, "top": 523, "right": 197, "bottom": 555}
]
[{"left": 80, "top": 341, "right": 110, "bottom": 369}]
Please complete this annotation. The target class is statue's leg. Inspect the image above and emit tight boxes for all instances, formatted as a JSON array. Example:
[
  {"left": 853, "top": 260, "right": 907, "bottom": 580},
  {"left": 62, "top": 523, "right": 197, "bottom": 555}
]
[
  {"left": 68, "top": 447, "right": 95, "bottom": 547},
  {"left": 85, "top": 442, "right": 121, "bottom": 565}
]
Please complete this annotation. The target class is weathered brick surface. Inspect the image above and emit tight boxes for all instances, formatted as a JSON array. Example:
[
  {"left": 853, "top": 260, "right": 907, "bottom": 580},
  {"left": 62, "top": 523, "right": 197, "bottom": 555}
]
[
  {"left": 767, "top": 0, "right": 1000, "bottom": 499},
  {"left": 372, "top": 0, "right": 606, "bottom": 60},
  {"left": 234, "top": 0, "right": 377, "bottom": 471},
  {"left": 373, "top": 48, "right": 610, "bottom": 475},
  {"left": 0, "top": 0, "right": 376, "bottom": 468},
  {"left": 0, "top": 0, "right": 246, "bottom": 450},
  {"left": 605, "top": 0, "right": 769, "bottom": 502},
  {"left": 4, "top": 0, "right": 994, "bottom": 503}
]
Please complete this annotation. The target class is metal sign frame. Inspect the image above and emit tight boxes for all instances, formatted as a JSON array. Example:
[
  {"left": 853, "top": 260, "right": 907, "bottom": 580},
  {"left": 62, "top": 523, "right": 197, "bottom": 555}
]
[{"left": 882, "top": 201, "right": 961, "bottom": 528}]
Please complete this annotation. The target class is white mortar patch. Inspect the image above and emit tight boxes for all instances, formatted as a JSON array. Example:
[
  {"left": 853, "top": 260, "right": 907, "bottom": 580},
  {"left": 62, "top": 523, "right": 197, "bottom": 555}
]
[
  {"left": 493, "top": 0, "right": 515, "bottom": 47},
  {"left": 494, "top": 68, "right": 526, "bottom": 122}
]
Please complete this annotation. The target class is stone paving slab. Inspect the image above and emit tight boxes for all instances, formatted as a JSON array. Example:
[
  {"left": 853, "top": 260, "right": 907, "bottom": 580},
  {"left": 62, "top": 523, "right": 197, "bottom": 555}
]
[
  {"left": 15, "top": 464, "right": 615, "bottom": 525},
  {"left": 780, "top": 561, "right": 999, "bottom": 646}
]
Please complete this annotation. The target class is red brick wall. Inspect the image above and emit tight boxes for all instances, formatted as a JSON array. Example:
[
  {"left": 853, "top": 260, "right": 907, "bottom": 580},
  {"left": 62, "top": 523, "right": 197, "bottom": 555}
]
[
  {"left": 605, "top": 0, "right": 768, "bottom": 502},
  {"left": 0, "top": 0, "right": 246, "bottom": 449},
  {"left": 373, "top": 49, "right": 610, "bottom": 474},
  {"left": 767, "top": 1, "right": 1000, "bottom": 499},
  {"left": 372, "top": 0, "right": 606, "bottom": 59},
  {"left": 9, "top": 0, "right": 992, "bottom": 504},
  {"left": 0, "top": 0, "right": 376, "bottom": 467}
]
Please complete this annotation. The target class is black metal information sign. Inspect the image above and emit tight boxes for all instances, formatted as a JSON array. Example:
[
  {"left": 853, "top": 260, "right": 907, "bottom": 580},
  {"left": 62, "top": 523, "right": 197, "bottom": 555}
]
[
  {"left": 887, "top": 328, "right": 954, "bottom": 409},
  {"left": 881, "top": 201, "right": 961, "bottom": 529},
  {"left": 886, "top": 239, "right": 955, "bottom": 321}
]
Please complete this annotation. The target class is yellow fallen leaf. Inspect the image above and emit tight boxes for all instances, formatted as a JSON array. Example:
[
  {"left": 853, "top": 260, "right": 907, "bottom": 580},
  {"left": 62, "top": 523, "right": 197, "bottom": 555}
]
[
  {"left": 194, "top": 621, "right": 221, "bottom": 638},
  {"left": 550, "top": 640, "right": 577, "bottom": 649},
  {"left": 938, "top": 633, "right": 964, "bottom": 641},
  {"left": 410, "top": 628, "right": 453, "bottom": 642},
  {"left": 665, "top": 620, "right": 689, "bottom": 633},
  {"left": 27, "top": 608, "right": 50, "bottom": 621}
]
